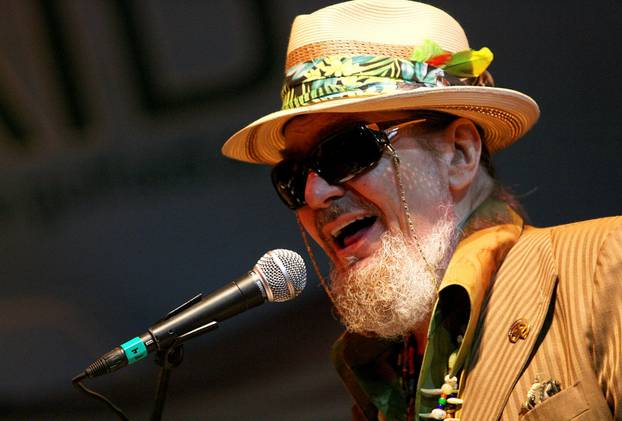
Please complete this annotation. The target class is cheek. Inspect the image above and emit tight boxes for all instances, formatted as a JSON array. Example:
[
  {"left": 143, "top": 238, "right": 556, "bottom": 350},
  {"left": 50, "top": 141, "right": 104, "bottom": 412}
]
[
  {"left": 399, "top": 156, "right": 453, "bottom": 235},
  {"left": 353, "top": 157, "right": 397, "bottom": 198},
  {"left": 354, "top": 153, "right": 445, "bottom": 208},
  {"left": 398, "top": 159, "right": 445, "bottom": 201},
  {"left": 396, "top": 145, "right": 449, "bottom": 199},
  {"left": 359, "top": 150, "right": 450, "bottom": 233}
]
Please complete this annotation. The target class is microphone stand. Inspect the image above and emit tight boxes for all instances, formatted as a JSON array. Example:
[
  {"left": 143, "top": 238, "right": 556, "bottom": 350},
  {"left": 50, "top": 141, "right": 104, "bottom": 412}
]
[
  {"left": 151, "top": 344, "right": 183, "bottom": 421},
  {"left": 149, "top": 320, "right": 219, "bottom": 421}
]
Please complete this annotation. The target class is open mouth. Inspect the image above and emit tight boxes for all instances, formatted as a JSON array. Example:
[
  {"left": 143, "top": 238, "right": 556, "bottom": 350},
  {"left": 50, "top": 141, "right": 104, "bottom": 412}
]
[{"left": 332, "top": 216, "right": 378, "bottom": 249}]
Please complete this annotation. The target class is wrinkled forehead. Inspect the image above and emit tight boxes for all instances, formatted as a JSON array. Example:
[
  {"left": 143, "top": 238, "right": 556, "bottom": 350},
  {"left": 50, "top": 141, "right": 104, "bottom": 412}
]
[{"left": 281, "top": 110, "right": 417, "bottom": 159}]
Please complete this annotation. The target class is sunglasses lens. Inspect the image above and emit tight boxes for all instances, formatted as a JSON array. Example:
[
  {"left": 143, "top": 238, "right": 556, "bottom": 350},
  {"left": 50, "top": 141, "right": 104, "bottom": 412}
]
[
  {"left": 271, "top": 160, "right": 307, "bottom": 209},
  {"left": 271, "top": 125, "right": 386, "bottom": 210},
  {"left": 313, "top": 126, "right": 384, "bottom": 183}
]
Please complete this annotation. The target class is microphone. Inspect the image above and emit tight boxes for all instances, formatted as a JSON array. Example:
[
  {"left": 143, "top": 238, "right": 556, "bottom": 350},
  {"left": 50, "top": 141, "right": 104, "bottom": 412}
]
[{"left": 80, "top": 249, "right": 306, "bottom": 378}]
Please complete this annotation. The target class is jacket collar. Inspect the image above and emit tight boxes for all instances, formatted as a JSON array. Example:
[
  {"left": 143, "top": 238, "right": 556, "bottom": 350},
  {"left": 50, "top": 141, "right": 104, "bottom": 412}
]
[
  {"left": 436, "top": 198, "right": 525, "bottom": 376},
  {"left": 415, "top": 198, "right": 525, "bottom": 416}
]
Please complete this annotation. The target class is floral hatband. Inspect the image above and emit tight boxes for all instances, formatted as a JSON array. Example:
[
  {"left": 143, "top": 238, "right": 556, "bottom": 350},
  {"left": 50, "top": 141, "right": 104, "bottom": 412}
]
[
  {"left": 281, "top": 55, "right": 457, "bottom": 110},
  {"left": 280, "top": 42, "right": 494, "bottom": 110}
]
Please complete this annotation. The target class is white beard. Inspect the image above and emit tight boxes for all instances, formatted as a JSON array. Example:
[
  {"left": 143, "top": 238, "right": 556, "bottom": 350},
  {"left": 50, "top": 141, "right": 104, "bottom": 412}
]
[{"left": 329, "top": 215, "right": 457, "bottom": 339}]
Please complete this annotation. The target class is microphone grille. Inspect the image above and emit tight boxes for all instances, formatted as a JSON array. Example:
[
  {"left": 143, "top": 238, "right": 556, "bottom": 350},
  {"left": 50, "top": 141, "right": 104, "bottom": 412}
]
[{"left": 255, "top": 249, "right": 307, "bottom": 302}]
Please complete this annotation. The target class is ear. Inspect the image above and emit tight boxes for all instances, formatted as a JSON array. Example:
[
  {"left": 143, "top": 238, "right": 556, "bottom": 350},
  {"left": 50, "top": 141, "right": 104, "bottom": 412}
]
[{"left": 441, "top": 118, "right": 482, "bottom": 201}]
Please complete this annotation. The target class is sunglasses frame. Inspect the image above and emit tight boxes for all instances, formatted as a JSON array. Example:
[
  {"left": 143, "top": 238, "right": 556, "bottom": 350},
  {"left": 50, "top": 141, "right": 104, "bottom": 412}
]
[{"left": 272, "top": 118, "right": 428, "bottom": 210}]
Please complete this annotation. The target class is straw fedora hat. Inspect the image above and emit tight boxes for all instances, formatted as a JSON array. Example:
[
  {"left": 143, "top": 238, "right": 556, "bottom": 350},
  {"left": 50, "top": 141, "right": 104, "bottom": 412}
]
[{"left": 222, "top": 0, "right": 540, "bottom": 165}]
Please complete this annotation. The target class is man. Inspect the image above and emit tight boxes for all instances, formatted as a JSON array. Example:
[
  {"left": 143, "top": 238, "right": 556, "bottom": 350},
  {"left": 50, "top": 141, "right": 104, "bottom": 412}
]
[{"left": 222, "top": 1, "right": 621, "bottom": 420}]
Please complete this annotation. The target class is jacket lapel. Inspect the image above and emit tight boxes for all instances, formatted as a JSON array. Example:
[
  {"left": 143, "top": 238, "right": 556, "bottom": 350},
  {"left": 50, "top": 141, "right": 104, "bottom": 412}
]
[
  {"left": 458, "top": 227, "right": 558, "bottom": 420},
  {"left": 416, "top": 201, "right": 526, "bottom": 417}
]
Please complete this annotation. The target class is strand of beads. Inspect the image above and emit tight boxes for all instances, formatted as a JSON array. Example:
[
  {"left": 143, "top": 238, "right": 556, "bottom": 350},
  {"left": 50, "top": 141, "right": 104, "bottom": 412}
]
[
  {"left": 419, "top": 335, "right": 464, "bottom": 420},
  {"left": 431, "top": 375, "right": 462, "bottom": 419}
]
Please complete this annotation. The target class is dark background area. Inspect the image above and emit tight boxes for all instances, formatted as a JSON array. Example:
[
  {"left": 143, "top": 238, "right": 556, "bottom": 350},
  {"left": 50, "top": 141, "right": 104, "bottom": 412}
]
[{"left": 0, "top": 0, "right": 620, "bottom": 420}]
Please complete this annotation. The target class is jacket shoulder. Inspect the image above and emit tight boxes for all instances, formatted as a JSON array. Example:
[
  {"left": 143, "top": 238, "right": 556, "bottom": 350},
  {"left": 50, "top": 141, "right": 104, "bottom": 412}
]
[
  {"left": 509, "top": 216, "right": 622, "bottom": 296},
  {"left": 547, "top": 215, "right": 622, "bottom": 237},
  {"left": 547, "top": 216, "right": 622, "bottom": 263},
  {"left": 518, "top": 216, "right": 622, "bottom": 256}
]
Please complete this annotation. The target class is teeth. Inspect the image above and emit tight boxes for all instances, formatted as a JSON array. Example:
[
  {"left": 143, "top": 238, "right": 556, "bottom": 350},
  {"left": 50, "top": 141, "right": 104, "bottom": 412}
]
[
  {"left": 345, "top": 256, "right": 360, "bottom": 265},
  {"left": 330, "top": 215, "right": 371, "bottom": 238}
]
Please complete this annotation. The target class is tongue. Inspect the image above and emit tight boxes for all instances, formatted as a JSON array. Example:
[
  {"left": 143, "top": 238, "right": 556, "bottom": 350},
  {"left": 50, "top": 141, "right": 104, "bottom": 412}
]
[{"left": 342, "top": 225, "right": 372, "bottom": 248}]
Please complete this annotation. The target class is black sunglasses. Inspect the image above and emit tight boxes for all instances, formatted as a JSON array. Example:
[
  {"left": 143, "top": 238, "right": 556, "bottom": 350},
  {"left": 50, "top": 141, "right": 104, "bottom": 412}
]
[{"left": 271, "top": 119, "right": 426, "bottom": 209}]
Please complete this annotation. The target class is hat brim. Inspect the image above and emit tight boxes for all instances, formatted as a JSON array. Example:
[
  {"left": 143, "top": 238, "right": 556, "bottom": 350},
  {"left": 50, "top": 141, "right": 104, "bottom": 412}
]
[{"left": 222, "top": 86, "right": 540, "bottom": 165}]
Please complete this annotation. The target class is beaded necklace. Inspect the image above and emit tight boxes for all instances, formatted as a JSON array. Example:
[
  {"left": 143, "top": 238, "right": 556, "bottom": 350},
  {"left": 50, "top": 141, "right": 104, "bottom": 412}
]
[{"left": 399, "top": 335, "right": 464, "bottom": 420}]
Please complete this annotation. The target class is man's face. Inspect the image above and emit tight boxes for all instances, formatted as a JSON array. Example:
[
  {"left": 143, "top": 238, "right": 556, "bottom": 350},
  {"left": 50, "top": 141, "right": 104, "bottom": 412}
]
[{"left": 283, "top": 111, "right": 455, "bottom": 272}]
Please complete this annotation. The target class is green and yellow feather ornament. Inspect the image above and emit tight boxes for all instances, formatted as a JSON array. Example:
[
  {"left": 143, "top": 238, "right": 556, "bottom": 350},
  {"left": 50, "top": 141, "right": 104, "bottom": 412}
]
[{"left": 410, "top": 39, "right": 494, "bottom": 78}]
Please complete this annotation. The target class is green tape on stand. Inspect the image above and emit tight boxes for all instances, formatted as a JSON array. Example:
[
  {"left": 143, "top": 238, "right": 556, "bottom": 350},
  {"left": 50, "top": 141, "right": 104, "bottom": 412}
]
[{"left": 121, "top": 337, "right": 148, "bottom": 364}]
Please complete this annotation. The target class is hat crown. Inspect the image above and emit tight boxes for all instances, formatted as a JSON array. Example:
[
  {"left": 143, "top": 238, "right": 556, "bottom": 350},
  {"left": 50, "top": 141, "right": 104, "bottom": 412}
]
[{"left": 286, "top": 0, "right": 469, "bottom": 69}]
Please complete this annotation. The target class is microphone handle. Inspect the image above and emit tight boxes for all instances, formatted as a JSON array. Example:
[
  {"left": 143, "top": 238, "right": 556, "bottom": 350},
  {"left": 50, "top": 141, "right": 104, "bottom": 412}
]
[
  {"left": 84, "top": 272, "right": 266, "bottom": 378},
  {"left": 149, "top": 271, "right": 266, "bottom": 349}
]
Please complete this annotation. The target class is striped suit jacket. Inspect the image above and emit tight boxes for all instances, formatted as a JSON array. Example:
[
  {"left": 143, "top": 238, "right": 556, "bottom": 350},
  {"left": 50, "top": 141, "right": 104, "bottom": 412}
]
[
  {"left": 460, "top": 216, "right": 622, "bottom": 420},
  {"left": 333, "top": 212, "right": 622, "bottom": 420}
]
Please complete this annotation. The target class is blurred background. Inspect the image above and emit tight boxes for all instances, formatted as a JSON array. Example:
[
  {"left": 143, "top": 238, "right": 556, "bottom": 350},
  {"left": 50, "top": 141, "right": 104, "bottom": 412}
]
[{"left": 1, "top": 0, "right": 620, "bottom": 419}]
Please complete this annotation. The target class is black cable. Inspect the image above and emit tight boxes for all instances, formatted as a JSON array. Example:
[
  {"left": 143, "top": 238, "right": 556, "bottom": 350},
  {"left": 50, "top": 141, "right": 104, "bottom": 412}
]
[{"left": 71, "top": 372, "right": 131, "bottom": 421}]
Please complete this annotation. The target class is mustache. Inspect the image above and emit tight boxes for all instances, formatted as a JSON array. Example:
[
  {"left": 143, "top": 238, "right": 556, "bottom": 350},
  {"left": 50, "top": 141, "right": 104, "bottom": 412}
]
[{"left": 314, "top": 196, "right": 379, "bottom": 236}]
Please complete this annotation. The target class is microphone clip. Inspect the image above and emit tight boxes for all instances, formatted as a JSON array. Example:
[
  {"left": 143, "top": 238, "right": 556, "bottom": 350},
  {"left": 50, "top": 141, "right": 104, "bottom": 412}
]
[
  {"left": 155, "top": 343, "right": 184, "bottom": 369},
  {"left": 152, "top": 294, "right": 220, "bottom": 368},
  {"left": 158, "top": 293, "right": 203, "bottom": 323}
]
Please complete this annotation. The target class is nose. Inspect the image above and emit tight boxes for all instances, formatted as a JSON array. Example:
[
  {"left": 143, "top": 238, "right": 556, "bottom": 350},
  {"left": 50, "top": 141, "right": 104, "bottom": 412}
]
[{"left": 304, "top": 171, "right": 345, "bottom": 208}]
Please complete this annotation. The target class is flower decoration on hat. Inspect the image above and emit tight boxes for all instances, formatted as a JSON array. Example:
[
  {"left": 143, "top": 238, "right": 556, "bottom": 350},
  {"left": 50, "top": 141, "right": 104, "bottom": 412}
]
[
  {"left": 281, "top": 39, "right": 494, "bottom": 110},
  {"left": 410, "top": 39, "right": 494, "bottom": 78}
]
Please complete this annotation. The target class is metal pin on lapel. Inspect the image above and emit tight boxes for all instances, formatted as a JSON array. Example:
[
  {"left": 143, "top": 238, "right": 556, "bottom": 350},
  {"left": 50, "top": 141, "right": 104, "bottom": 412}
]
[{"left": 508, "top": 319, "right": 529, "bottom": 343}]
